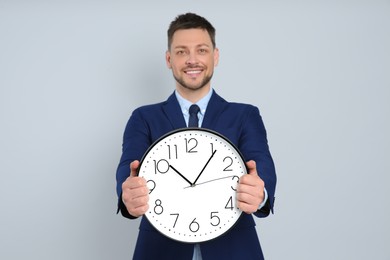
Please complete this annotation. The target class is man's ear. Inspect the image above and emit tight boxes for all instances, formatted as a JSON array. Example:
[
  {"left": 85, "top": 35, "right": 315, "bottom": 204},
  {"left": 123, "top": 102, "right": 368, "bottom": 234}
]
[
  {"left": 166, "top": 50, "right": 172, "bottom": 69},
  {"left": 214, "top": 47, "right": 220, "bottom": 67}
]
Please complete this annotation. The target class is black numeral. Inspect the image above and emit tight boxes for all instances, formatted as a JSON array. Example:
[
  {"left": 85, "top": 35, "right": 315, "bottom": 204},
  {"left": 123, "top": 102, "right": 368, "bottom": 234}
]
[
  {"left": 147, "top": 180, "right": 156, "bottom": 194},
  {"left": 223, "top": 156, "right": 233, "bottom": 171},
  {"left": 167, "top": 145, "right": 178, "bottom": 159},
  {"left": 170, "top": 213, "right": 179, "bottom": 228},
  {"left": 189, "top": 218, "right": 200, "bottom": 233},
  {"left": 210, "top": 143, "right": 216, "bottom": 154},
  {"left": 154, "top": 159, "right": 169, "bottom": 174},
  {"left": 210, "top": 212, "right": 220, "bottom": 227},
  {"left": 154, "top": 199, "right": 163, "bottom": 215},
  {"left": 185, "top": 138, "right": 198, "bottom": 153},
  {"left": 231, "top": 175, "right": 239, "bottom": 191},
  {"left": 225, "top": 196, "right": 234, "bottom": 210}
]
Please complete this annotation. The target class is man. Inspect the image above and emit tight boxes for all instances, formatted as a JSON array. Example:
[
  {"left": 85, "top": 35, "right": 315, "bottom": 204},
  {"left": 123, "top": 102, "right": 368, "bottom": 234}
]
[{"left": 116, "top": 13, "right": 276, "bottom": 259}]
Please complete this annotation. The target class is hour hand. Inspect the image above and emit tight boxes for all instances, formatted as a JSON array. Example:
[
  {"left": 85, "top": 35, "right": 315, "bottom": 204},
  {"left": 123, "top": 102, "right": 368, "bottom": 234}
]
[{"left": 169, "top": 164, "right": 193, "bottom": 186}]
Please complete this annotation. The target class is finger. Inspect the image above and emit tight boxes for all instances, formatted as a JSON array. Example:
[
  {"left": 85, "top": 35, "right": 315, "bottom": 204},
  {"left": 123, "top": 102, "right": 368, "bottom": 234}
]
[
  {"left": 123, "top": 194, "right": 149, "bottom": 217},
  {"left": 237, "top": 183, "right": 264, "bottom": 198},
  {"left": 122, "top": 176, "right": 147, "bottom": 190},
  {"left": 123, "top": 192, "right": 149, "bottom": 208},
  {"left": 245, "top": 160, "right": 257, "bottom": 175},
  {"left": 237, "top": 200, "right": 258, "bottom": 214},
  {"left": 123, "top": 184, "right": 149, "bottom": 198},
  {"left": 128, "top": 204, "right": 150, "bottom": 218},
  {"left": 236, "top": 188, "right": 264, "bottom": 214},
  {"left": 238, "top": 176, "right": 265, "bottom": 194},
  {"left": 130, "top": 160, "right": 140, "bottom": 177}
]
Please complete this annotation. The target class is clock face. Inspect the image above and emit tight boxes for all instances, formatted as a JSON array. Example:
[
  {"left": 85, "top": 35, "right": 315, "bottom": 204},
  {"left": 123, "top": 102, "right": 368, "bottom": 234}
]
[{"left": 138, "top": 128, "right": 247, "bottom": 243}]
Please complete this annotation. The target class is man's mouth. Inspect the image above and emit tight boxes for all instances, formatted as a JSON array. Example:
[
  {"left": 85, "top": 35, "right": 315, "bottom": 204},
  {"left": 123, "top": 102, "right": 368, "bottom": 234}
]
[{"left": 184, "top": 68, "right": 203, "bottom": 77}]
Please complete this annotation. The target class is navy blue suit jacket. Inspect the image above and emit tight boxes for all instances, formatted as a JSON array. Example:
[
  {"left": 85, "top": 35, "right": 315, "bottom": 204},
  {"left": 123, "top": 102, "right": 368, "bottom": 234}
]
[{"left": 116, "top": 91, "right": 276, "bottom": 260}]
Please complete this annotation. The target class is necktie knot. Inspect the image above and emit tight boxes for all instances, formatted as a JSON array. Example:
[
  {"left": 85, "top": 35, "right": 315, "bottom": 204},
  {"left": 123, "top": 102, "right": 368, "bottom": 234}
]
[
  {"left": 188, "top": 104, "right": 200, "bottom": 127},
  {"left": 189, "top": 104, "right": 200, "bottom": 115}
]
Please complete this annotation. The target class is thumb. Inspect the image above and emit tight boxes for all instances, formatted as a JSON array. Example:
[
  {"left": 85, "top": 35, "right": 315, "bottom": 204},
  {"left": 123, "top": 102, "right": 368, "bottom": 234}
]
[
  {"left": 246, "top": 160, "right": 257, "bottom": 175},
  {"left": 130, "top": 160, "right": 140, "bottom": 177}
]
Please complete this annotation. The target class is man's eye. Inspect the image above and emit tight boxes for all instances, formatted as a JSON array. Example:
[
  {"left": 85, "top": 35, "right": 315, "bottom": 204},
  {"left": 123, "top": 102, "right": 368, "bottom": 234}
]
[{"left": 199, "top": 49, "right": 207, "bottom": 54}]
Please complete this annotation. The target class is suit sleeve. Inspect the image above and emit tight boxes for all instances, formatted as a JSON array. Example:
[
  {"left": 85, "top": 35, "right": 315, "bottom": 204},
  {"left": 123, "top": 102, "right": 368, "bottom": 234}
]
[
  {"left": 239, "top": 106, "right": 277, "bottom": 218},
  {"left": 116, "top": 108, "right": 152, "bottom": 219}
]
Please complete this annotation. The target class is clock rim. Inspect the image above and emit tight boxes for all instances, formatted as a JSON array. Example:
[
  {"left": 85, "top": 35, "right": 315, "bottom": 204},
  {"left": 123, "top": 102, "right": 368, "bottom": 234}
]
[{"left": 137, "top": 127, "right": 248, "bottom": 243}]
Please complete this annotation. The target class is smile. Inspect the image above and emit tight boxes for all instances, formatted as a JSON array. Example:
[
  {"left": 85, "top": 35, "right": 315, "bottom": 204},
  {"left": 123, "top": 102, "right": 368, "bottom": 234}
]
[
  {"left": 184, "top": 69, "right": 203, "bottom": 77},
  {"left": 186, "top": 70, "right": 202, "bottom": 74}
]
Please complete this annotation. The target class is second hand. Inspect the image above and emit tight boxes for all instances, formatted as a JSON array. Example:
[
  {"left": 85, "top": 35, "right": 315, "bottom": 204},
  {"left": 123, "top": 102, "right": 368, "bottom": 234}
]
[{"left": 184, "top": 175, "right": 236, "bottom": 189}]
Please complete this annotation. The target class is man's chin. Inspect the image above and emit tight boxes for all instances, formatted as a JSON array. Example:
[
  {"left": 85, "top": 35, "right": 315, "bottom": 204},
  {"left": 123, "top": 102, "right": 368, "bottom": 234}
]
[
  {"left": 174, "top": 75, "right": 211, "bottom": 91},
  {"left": 175, "top": 77, "right": 212, "bottom": 92}
]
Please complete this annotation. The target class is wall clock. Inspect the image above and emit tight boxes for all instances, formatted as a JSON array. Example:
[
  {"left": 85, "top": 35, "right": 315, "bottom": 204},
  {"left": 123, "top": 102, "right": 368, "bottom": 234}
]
[{"left": 138, "top": 128, "right": 247, "bottom": 243}]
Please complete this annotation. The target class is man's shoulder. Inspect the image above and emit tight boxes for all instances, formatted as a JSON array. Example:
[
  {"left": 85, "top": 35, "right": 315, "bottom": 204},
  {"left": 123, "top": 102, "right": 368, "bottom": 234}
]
[
  {"left": 134, "top": 101, "right": 166, "bottom": 111},
  {"left": 214, "top": 96, "right": 258, "bottom": 113},
  {"left": 212, "top": 92, "right": 258, "bottom": 109},
  {"left": 133, "top": 93, "right": 176, "bottom": 113}
]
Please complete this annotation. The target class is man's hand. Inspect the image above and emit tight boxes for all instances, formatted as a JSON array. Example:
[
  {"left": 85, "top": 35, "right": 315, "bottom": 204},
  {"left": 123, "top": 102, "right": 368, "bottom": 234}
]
[
  {"left": 237, "top": 160, "right": 265, "bottom": 214},
  {"left": 121, "top": 160, "right": 149, "bottom": 217}
]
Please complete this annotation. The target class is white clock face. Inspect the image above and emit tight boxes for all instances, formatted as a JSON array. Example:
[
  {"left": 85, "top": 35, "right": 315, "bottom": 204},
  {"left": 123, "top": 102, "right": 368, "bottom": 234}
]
[{"left": 138, "top": 128, "right": 246, "bottom": 243}]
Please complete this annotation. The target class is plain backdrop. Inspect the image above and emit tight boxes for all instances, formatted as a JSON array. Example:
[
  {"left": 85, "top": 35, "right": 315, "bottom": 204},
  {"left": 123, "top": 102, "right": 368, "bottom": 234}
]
[{"left": 1, "top": 1, "right": 389, "bottom": 259}]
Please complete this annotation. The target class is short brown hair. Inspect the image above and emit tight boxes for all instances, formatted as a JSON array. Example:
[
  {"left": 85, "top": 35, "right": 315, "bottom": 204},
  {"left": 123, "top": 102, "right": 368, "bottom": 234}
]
[{"left": 167, "top": 13, "right": 216, "bottom": 50}]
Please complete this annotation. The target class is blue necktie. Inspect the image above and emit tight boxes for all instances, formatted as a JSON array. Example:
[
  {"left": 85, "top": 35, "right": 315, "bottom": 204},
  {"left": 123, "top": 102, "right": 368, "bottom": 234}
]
[{"left": 188, "top": 104, "right": 200, "bottom": 127}]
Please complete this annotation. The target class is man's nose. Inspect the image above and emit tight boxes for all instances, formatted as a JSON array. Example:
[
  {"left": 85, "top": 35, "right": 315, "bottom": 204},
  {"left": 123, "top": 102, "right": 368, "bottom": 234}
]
[{"left": 185, "top": 52, "right": 198, "bottom": 65}]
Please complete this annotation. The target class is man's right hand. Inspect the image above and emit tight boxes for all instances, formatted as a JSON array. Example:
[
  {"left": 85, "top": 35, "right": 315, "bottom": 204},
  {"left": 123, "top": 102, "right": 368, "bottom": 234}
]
[{"left": 121, "top": 160, "right": 149, "bottom": 217}]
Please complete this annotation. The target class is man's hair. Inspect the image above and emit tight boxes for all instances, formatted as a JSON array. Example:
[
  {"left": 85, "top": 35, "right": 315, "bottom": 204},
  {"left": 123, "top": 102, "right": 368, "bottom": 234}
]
[{"left": 167, "top": 13, "right": 216, "bottom": 50}]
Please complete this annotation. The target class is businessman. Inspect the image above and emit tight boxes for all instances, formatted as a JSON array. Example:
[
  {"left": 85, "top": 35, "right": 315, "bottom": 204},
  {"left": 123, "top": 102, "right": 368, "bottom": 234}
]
[{"left": 116, "top": 13, "right": 277, "bottom": 260}]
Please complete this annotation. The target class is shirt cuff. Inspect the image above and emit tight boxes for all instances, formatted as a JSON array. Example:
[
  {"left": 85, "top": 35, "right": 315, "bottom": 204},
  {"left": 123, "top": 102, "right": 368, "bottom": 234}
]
[{"left": 258, "top": 188, "right": 268, "bottom": 209}]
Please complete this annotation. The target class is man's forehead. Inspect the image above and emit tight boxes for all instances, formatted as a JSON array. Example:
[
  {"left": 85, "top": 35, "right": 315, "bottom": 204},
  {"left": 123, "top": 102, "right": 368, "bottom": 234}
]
[{"left": 171, "top": 29, "right": 212, "bottom": 47}]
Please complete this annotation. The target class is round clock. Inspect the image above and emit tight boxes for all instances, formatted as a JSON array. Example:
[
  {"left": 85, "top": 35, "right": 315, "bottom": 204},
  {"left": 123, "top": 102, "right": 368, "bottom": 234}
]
[{"left": 137, "top": 128, "right": 247, "bottom": 243}]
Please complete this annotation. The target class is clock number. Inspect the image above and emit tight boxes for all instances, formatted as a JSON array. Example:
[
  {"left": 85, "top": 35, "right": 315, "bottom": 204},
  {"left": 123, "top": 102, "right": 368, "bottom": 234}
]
[
  {"left": 223, "top": 156, "right": 233, "bottom": 171},
  {"left": 154, "top": 159, "right": 169, "bottom": 174},
  {"left": 170, "top": 213, "right": 179, "bottom": 228},
  {"left": 189, "top": 218, "right": 200, "bottom": 233},
  {"left": 185, "top": 138, "right": 198, "bottom": 153},
  {"left": 147, "top": 180, "right": 156, "bottom": 194},
  {"left": 225, "top": 196, "right": 234, "bottom": 210},
  {"left": 154, "top": 199, "right": 164, "bottom": 215},
  {"left": 210, "top": 143, "right": 216, "bottom": 154},
  {"left": 231, "top": 175, "right": 239, "bottom": 191},
  {"left": 210, "top": 212, "right": 220, "bottom": 227},
  {"left": 167, "top": 145, "right": 178, "bottom": 159}
]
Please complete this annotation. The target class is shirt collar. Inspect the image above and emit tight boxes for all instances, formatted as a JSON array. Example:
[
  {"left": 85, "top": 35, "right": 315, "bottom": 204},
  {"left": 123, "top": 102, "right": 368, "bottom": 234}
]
[{"left": 175, "top": 88, "right": 213, "bottom": 116}]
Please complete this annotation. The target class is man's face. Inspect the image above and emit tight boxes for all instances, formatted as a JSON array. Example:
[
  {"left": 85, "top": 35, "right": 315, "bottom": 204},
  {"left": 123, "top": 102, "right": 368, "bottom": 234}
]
[{"left": 166, "top": 28, "right": 219, "bottom": 93}]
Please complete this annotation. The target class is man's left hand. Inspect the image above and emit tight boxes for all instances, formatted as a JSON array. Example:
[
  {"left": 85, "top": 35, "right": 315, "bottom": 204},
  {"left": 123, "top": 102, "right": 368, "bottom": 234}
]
[{"left": 236, "top": 160, "right": 265, "bottom": 214}]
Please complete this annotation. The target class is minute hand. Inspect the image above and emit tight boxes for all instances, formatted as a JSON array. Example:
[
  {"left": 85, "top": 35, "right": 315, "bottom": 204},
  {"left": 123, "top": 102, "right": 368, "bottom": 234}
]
[{"left": 193, "top": 150, "right": 217, "bottom": 185}]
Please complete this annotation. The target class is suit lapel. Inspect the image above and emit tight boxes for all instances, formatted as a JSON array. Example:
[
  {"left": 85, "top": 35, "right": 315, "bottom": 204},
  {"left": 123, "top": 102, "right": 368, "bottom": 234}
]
[
  {"left": 202, "top": 91, "right": 228, "bottom": 129},
  {"left": 162, "top": 92, "right": 187, "bottom": 129}
]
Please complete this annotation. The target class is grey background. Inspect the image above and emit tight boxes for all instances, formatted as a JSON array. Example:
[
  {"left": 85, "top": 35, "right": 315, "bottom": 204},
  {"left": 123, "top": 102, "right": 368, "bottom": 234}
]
[{"left": 1, "top": 1, "right": 389, "bottom": 259}]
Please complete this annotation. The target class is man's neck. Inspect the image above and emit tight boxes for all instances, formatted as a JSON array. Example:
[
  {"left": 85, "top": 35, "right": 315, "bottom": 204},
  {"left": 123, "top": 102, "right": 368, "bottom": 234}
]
[{"left": 175, "top": 85, "right": 211, "bottom": 103}]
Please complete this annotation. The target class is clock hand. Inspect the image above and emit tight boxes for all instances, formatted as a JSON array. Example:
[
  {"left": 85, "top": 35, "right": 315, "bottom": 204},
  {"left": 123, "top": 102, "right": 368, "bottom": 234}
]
[
  {"left": 169, "top": 164, "right": 194, "bottom": 186},
  {"left": 192, "top": 150, "right": 217, "bottom": 186},
  {"left": 184, "top": 175, "right": 236, "bottom": 189}
]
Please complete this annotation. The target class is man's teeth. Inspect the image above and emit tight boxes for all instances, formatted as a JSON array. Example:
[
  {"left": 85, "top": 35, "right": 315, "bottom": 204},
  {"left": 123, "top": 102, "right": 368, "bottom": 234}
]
[{"left": 186, "top": 71, "right": 201, "bottom": 74}]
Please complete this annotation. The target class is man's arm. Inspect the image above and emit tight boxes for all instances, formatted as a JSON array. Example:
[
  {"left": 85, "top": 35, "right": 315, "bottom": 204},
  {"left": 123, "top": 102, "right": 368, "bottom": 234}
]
[
  {"left": 238, "top": 106, "right": 277, "bottom": 217},
  {"left": 116, "top": 108, "right": 151, "bottom": 219}
]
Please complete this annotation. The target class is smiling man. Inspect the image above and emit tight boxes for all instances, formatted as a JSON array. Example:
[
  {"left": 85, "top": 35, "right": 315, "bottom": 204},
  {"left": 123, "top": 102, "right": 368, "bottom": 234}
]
[
  {"left": 166, "top": 27, "right": 219, "bottom": 102},
  {"left": 116, "top": 13, "right": 277, "bottom": 260}
]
